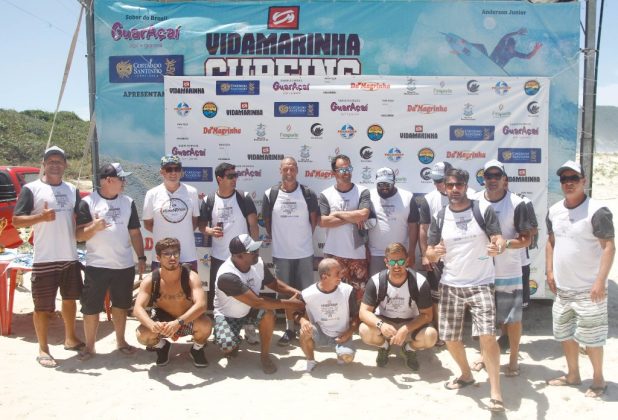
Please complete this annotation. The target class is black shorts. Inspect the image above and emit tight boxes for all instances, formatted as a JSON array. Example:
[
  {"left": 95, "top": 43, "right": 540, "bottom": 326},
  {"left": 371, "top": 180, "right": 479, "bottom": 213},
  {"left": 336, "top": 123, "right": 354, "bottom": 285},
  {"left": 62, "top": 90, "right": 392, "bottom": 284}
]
[{"left": 80, "top": 266, "right": 135, "bottom": 314}]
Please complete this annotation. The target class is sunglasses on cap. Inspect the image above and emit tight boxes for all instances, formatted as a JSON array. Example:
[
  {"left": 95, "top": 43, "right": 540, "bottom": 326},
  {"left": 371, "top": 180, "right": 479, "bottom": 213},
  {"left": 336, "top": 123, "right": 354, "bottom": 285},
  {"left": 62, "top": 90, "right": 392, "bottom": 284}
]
[
  {"left": 560, "top": 174, "right": 582, "bottom": 184},
  {"left": 164, "top": 166, "right": 182, "bottom": 173},
  {"left": 387, "top": 258, "right": 406, "bottom": 267},
  {"left": 335, "top": 167, "right": 353, "bottom": 174},
  {"left": 483, "top": 172, "right": 503, "bottom": 180}
]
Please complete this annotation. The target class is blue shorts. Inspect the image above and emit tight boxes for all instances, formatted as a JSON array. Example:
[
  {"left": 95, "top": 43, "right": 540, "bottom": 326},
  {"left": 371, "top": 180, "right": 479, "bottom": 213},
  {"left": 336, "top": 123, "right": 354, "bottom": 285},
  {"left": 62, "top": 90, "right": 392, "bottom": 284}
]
[
  {"left": 311, "top": 324, "right": 355, "bottom": 357},
  {"left": 495, "top": 289, "right": 523, "bottom": 325}
]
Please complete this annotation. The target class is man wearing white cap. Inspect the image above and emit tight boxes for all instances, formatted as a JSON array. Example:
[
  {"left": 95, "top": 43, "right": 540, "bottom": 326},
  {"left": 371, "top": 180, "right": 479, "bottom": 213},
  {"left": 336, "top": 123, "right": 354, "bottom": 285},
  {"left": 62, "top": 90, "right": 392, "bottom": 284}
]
[
  {"left": 474, "top": 160, "right": 533, "bottom": 376},
  {"left": 213, "top": 234, "right": 304, "bottom": 374},
  {"left": 545, "top": 160, "right": 614, "bottom": 398},
  {"left": 143, "top": 155, "right": 200, "bottom": 271},
  {"left": 13, "top": 146, "right": 84, "bottom": 367},
  {"left": 76, "top": 163, "right": 146, "bottom": 360},
  {"left": 368, "top": 167, "right": 419, "bottom": 276}
]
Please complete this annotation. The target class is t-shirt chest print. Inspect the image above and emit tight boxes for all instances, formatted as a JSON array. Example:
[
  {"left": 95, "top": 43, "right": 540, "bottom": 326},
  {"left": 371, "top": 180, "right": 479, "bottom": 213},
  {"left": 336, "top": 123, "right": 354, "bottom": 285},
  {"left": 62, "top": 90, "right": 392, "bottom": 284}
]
[
  {"left": 53, "top": 188, "right": 71, "bottom": 212},
  {"left": 455, "top": 214, "right": 471, "bottom": 232},
  {"left": 320, "top": 300, "right": 339, "bottom": 321},
  {"left": 279, "top": 199, "right": 298, "bottom": 217},
  {"left": 160, "top": 196, "right": 188, "bottom": 223},
  {"left": 104, "top": 205, "right": 122, "bottom": 224},
  {"left": 385, "top": 294, "right": 405, "bottom": 311}
]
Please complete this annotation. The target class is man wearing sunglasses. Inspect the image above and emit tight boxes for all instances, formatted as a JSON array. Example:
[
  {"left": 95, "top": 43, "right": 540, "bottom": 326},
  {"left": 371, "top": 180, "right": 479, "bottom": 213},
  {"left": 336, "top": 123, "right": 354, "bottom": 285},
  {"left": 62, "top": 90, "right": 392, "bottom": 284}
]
[
  {"left": 425, "top": 168, "right": 506, "bottom": 412},
  {"left": 545, "top": 160, "right": 614, "bottom": 398},
  {"left": 143, "top": 155, "right": 200, "bottom": 271},
  {"left": 76, "top": 163, "right": 146, "bottom": 360},
  {"left": 359, "top": 243, "right": 435, "bottom": 371},
  {"left": 134, "top": 238, "right": 211, "bottom": 368},
  {"left": 213, "top": 234, "right": 304, "bottom": 374},
  {"left": 473, "top": 160, "right": 533, "bottom": 377},
  {"left": 318, "top": 154, "right": 371, "bottom": 304},
  {"left": 367, "top": 167, "right": 419, "bottom": 277}
]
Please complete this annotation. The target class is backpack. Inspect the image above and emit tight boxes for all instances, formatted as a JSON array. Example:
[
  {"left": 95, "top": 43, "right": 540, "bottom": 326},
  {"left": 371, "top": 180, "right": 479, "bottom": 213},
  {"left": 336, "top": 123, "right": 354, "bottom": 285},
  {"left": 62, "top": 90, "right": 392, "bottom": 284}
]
[
  {"left": 203, "top": 189, "right": 251, "bottom": 228},
  {"left": 148, "top": 264, "right": 192, "bottom": 307},
  {"left": 435, "top": 199, "right": 488, "bottom": 239},
  {"left": 375, "top": 269, "right": 419, "bottom": 308},
  {"left": 265, "top": 183, "right": 315, "bottom": 222}
]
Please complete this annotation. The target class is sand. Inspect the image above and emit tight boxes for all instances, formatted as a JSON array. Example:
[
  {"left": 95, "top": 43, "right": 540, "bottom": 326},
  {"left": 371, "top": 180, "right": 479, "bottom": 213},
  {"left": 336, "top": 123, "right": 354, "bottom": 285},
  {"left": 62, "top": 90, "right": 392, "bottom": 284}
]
[{"left": 1, "top": 156, "right": 617, "bottom": 419}]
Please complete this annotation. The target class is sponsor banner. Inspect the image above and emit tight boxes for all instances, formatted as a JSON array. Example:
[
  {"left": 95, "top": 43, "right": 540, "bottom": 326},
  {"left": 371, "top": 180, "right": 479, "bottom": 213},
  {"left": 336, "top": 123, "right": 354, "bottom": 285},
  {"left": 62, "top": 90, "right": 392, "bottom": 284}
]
[
  {"left": 180, "top": 167, "right": 213, "bottom": 182},
  {"left": 216, "top": 80, "right": 260, "bottom": 95},
  {"left": 274, "top": 102, "right": 319, "bottom": 117},
  {"left": 498, "top": 148, "right": 542, "bottom": 164},
  {"left": 109, "top": 55, "right": 184, "bottom": 83}
]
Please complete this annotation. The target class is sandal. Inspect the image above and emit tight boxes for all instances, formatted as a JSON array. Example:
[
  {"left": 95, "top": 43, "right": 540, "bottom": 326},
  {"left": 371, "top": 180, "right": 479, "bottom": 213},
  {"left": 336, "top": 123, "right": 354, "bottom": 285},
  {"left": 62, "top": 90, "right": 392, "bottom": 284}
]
[
  {"left": 505, "top": 367, "right": 520, "bottom": 377},
  {"left": 585, "top": 385, "right": 607, "bottom": 398},
  {"left": 444, "top": 377, "right": 475, "bottom": 390},
  {"left": 470, "top": 361, "right": 485, "bottom": 372},
  {"left": 546, "top": 375, "right": 581, "bottom": 387},
  {"left": 36, "top": 355, "right": 58, "bottom": 368},
  {"left": 488, "top": 399, "right": 505, "bottom": 412}
]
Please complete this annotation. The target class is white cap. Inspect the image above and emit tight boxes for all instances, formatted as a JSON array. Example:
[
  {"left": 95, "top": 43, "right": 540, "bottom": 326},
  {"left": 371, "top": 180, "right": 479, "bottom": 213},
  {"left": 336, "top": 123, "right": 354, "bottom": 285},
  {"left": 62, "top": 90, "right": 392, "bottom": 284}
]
[
  {"left": 556, "top": 160, "right": 584, "bottom": 177},
  {"left": 483, "top": 159, "right": 506, "bottom": 175}
]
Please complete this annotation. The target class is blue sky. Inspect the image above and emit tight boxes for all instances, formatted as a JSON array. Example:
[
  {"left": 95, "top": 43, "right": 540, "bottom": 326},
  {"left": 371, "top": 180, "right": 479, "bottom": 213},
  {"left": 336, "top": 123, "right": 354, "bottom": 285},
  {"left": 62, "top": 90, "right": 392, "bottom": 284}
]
[{"left": 0, "top": 0, "right": 616, "bottom": 121}]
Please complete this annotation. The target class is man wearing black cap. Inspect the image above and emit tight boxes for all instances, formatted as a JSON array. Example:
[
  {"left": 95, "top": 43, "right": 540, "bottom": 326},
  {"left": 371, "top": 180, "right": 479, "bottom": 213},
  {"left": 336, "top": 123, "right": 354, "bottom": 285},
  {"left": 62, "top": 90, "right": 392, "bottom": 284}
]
[
  {"left": 213, "top": 234, "right": 304, "bottom": 374},
  {"left": 76, "top": 163, "right": 146, "bottom": 360},
  {"left": 546, "top": 160, "right": 614, "bottom": 398},
  {"left": 367, "top": 167, "right": 419, "bottom": 276},
  {"left": 13, "top": 146, "right": 84, "bottom": 367},
  {"left": 143, "top": 155, "right": 200, "bottom": 271}
]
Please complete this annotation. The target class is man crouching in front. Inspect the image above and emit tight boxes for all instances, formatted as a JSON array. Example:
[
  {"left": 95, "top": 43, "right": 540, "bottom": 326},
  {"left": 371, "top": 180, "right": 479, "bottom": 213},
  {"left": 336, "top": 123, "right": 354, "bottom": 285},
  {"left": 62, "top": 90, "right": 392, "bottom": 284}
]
[{"left": 134, "top": 238, "right": 212, "bottom": 368}]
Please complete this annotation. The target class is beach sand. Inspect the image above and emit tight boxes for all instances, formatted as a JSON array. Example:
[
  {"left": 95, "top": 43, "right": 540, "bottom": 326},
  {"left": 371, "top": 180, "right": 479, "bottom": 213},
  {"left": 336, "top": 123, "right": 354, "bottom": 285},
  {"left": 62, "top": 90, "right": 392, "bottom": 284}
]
[{"left": 1, "top": 157, "right": 617, "bottom": 419}]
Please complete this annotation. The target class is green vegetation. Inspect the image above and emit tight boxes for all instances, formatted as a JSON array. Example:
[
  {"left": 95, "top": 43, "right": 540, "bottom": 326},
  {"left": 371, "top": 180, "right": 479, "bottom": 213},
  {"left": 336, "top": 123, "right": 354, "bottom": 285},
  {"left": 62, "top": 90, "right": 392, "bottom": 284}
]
[{"left": 0, "top": 109, "right": 91, "bottom": 180}]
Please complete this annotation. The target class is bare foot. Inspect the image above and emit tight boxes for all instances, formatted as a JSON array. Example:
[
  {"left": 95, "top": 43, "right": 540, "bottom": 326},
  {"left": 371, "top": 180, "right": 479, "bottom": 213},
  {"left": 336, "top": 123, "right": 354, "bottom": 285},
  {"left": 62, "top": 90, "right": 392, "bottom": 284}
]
[{"left": 78, "top": 350, "right": 96, "bottom": 361}]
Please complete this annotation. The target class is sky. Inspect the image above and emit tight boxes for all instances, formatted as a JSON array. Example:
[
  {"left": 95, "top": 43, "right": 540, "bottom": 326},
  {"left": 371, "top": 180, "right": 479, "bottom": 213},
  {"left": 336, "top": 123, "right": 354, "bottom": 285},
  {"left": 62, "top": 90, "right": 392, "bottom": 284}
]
[{"left": 0, "top": 0, "right": 617, "bottom": 121}]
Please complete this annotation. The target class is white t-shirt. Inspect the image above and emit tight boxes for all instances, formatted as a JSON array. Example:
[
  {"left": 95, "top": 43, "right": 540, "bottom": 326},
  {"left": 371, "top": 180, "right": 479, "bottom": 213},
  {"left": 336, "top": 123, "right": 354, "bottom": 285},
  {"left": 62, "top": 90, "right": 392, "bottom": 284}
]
[
  {"left": 363, "top": 270, "right": 432, "bottom": 320},
  {"left": 368, "top": 188, "right": 418, "bottom": 256},
  {"left": 143, "top": 183, "right": 199, "bottom": 262},
  {"left": 209, "top": 193, "right": 252, "bottom": 260},
  {"left": 214, "top": 257, "right": 269, "bottom": 318},
  {"left": 475, "top": 190, "right": 531, "bottom": 287},
  {"left": 427, "top": 201, "right": 501, "bottom": 287},
  {"left": 547, "top": 196, "right": 614, "bottom": 291},
  {"left": 14, "top": 179, "right": 78, "bottom": 263},
  {"left": 78, "top": 191, "right": 139, "bottom": 269},
  {"left": 318, "top": 184, "right": 371, "bottom": 259},
  {"left": 302, "top": 282, "right": 354, "bottom": 338},
  {"left": 265, "top": 186, "right": 314, "bottom": 259},
  {"left": 419, "top": 187, "right": 478, "bottom": 225}
]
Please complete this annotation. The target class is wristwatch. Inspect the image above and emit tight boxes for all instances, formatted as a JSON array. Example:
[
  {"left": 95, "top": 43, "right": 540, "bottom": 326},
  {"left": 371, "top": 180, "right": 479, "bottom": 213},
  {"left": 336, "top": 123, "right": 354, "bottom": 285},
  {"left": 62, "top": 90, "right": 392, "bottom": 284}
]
[
  {"left": 376, "top": 320, "right": 384, "bottom": 331},
  {"left": 177, "top": 318, "right": 185, "bottom": 326},
  {"left": 138, "top": 256, "right": 147, "bottom": 262},
  {"left": 505, "top": 239, "right": 512, "bottom": 249}
]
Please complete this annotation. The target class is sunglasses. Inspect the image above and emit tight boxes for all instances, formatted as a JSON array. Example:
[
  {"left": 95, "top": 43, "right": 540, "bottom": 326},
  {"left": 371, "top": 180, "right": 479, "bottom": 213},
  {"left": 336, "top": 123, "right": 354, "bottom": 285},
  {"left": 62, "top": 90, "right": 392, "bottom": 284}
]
[
  {"left": 445, "top": 182, "right": 466, "bottom": 189},
  {"left": 483, "top": 172, "right": 503, "bottom": 180},
  {"left": 161, "top": 250, "right": 180, "bottom": 258},
  {"left": 560, "top": 175, "right": 582, "bottom": 184},
  {"left": 224, "top": 173, "right": 239, "bottom": 180},
  {"left": 335, "top": 167, "right": 353, "bottom": 174},
  {"left": 164, "top": 166, "right": 182, "bottom": 173},
  {"left": 377, "top": 182, "right": 392, "bottom": 189},
  {"left": 387, "top": 258, "right": 406, "bottom": 267}
]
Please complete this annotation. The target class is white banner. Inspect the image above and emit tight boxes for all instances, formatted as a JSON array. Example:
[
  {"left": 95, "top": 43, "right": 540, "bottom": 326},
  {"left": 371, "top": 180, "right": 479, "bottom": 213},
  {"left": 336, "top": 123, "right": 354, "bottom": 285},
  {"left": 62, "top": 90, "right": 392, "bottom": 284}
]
[{"left": 164, "top": 75, "right": 549, "bottom": 297}]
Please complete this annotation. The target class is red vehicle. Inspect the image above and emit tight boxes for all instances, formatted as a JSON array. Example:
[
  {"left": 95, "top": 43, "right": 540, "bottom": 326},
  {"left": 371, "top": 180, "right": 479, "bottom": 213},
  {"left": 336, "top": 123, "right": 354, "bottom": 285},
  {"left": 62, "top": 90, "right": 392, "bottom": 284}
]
[{"left": 0, "top": 166, "right": 91, "bottom": 249}]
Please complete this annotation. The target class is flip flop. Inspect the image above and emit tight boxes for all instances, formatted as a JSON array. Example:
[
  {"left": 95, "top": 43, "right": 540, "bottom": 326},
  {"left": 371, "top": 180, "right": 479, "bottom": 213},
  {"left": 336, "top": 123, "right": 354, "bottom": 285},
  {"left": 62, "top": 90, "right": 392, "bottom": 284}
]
[
  {"left": 64, "top": 342, "right": 86, "bottom": 351},
  {"left": 117, "top": 345, "right": 138, "bottom": 355},
  {"left": 505, "top": 367, "right": 520, "bottom": 377},
  {"left": 470, "top": 361, "right": 485, "bottom": 372},
  {"left": 444, "top": 377, "right": 476, "bottom": 390},
  {"left": 585, "top": 385, "right": 607, "bottom": 398},
  {"left": 36, "top": 355, "right": 58, "bottom": 368},
  {"left": 546, "top": 376, "right": 581, "bottom": 387},
  {"left": 78, "top": 351, "right": 95, "bottom": 362},
  {"left": 488, "top": 399, "right": 505, "bottom": 412},
  {"left": 261, "top": 356, "right": 278, "bottom": 374}
]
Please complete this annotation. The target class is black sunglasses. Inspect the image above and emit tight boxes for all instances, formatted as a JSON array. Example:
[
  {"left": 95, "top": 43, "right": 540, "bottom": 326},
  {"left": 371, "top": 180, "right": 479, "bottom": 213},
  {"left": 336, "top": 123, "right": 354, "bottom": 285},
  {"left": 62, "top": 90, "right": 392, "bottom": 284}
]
[
  {"left": 164, "top": 166, "right": 182, "bottom": 173},
  {"left": 483, "top": 172, "right": 503, "bottom": 180},
  {"left": 224, "top": 173, "right": 238, "bottom": 180},
  {"left": 560, "top": 175, "right": 582, "bottom": 184}
]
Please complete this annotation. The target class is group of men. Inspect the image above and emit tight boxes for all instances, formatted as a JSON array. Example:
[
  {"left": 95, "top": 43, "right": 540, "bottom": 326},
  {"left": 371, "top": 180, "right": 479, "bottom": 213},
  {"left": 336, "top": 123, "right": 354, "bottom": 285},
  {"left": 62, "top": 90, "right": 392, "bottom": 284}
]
[{"left": 13, "top": 146, "right": 613, "bottom": 410}]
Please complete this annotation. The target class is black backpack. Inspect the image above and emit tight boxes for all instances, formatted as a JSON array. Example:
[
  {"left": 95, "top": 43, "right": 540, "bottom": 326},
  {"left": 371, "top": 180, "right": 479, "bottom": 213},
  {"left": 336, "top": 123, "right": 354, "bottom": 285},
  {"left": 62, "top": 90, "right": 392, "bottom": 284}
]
[
  {"left": 435, "top": 199, "right": 488, "bottom": 239},
  {"left": 264, "top": 183, "right": 315, "bottom": 222},
  {"left": 375, "top": 269, "right": 420, "bottom": 308},
  {"left": 148, "top": 264, "right": 192, "bottom": 307}
]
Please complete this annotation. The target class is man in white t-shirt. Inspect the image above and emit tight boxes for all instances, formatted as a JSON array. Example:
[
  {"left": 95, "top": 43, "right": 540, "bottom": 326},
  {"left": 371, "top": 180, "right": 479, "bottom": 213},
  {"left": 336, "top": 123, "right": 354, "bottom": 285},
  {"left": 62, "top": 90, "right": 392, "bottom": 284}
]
[
  {"left": 426, "top": 168, "right": 506, "bottom": 412},
  {"left": 368, "top": 167, "right": 419, "bottom": 276},
  {"left": 299, "top": 258, "right": 357, "bottom": 373},
  {"left": 76, "top": 163, "right": 146, "bottom": 360},
  {"left": 213, "top": 234, "right": 304, "bottom": 374},
  {"left": 545, "top": 160, "right": 614, "bottom": 398},
  {"left": 262, "top": 157, "right": 319, "bottom": 346},
  {"left": 318, "top": 154, "right": 371, "bottom": 304},
  {"left": 13, "top": 146, "right": 84, "bottom": 368},
  {"left": 360, "top": 243, "right": 436, "bottom": 371},
  {"left": 475, "top": 160, "right": 532, "bottom": 377},
  {"left": 143, "top": 155, "right": 200, "bottom": 271}
]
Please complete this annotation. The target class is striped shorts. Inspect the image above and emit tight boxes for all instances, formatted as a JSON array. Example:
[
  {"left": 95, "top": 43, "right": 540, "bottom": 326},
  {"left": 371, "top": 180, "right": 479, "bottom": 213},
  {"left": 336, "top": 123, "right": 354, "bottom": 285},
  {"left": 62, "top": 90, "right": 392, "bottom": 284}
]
[
  {"left": 553, "top": 288, "right": 608, "bottom": 347},
  {"left": 438, "top": 283, "right": 496, "bottom": 342},
  {"left": 31, "top": 261, "right": 83, "bottom": 312}
]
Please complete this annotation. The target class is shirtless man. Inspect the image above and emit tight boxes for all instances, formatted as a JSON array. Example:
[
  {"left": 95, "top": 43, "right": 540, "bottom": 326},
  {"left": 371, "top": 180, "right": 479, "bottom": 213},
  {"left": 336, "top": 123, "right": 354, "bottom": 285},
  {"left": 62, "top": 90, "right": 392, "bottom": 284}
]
[{"left": 134, "top": 238, "right": 212, "bottom": 367}]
